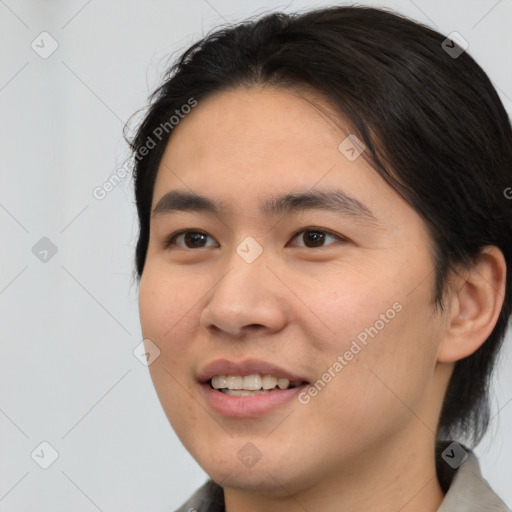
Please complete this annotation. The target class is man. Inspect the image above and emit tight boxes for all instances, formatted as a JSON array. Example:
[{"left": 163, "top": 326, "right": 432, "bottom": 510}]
[{"left": 126, "top": 6, "right": 511, "bottom": 511}]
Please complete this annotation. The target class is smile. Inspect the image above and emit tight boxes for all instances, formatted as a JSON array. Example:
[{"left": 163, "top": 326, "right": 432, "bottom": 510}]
[{"left": 210, "top": 374, "right": 305, "bottom": 395}]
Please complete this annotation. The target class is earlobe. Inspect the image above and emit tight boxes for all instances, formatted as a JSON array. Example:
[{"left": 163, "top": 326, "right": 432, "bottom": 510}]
[{"left": 437, "top": 246, "right": 507, "bottom": 364}]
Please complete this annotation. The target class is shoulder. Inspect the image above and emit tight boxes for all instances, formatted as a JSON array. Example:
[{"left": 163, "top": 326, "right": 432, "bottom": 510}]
[
  {"left": 437, "top": 441, "right": 510, "bottom": 512},
  {"left": 173, "top": 479, "right": 224, "bottom": 512}
]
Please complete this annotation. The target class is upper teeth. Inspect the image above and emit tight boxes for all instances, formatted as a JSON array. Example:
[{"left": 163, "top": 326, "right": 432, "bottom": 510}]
[{"left": 211, "top": 374, "right": 301, "bottom": 390}]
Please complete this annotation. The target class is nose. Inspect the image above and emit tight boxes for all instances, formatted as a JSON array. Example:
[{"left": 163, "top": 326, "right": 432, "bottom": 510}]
[{"left": 199, "top": 249, "right": 289, "bottom": 339}]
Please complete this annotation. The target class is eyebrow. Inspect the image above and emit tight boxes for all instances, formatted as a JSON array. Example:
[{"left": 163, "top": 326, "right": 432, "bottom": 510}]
[{"left": 151, "top": 188, "right": 380, "bottom": 225}]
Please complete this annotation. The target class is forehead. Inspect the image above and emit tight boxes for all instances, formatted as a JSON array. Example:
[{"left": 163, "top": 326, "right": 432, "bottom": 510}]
[
  {"left": 163, "top": 86, "right": 343, "bottom": 163},
  {"left": 151, "top": 87, "right": 428, "bottom": 241},
  {"left": 154, "top": 87, "right": 358, "bottom": 195}
]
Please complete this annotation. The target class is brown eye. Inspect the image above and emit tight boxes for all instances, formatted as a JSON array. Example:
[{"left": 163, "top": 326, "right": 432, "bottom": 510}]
[
  {"left": 164, "top": 230, "right": 218, "bottom": 249},
  {"left": 302, "top": 230, "right": 326, "bottom": 248},
  {"left": 289, "top": 228, "right": 344, "bottom": 248},
  {"left": 183, "top": 232, "right": 208, "bottom": 248}
]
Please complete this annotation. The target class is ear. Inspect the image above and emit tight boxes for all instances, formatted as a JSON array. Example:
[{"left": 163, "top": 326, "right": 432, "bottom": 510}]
[{"left": 437, "top": 246, "right": 507, "bottom": 363}]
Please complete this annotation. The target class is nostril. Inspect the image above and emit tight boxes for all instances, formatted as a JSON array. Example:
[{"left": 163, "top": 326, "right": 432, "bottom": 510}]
[{"left": 245, "top": 324, "right": 264, "bottom": 332}]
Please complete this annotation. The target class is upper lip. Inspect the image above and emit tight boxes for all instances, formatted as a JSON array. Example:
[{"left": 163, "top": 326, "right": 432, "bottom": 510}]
[{"left": 197, "top": 358, "right": 310, "bottom": 384}]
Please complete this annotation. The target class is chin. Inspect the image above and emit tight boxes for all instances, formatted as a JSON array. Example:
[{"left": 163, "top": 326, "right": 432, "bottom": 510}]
[
  {"left": 210, "top": 467, "right": 301, "bottom": 496},
  {"left": 192, "top": 446, "right": 313, "bottom": 498}
]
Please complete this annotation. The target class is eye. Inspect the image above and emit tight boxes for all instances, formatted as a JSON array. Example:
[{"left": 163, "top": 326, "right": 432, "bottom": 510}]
[
  {"left": 288, "top": 228, "right": 346, "bottom": 248},
  {"left": 162, "top": 227, "right": 346, "bottom": 250},
  {"left": 163, "top": 230, "right": 218, "bottom": 249}
]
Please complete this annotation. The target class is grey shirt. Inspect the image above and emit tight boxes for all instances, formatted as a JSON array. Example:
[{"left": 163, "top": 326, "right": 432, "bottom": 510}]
[{"left": 175, "top": 441, "right": 510, "bottom": 511}]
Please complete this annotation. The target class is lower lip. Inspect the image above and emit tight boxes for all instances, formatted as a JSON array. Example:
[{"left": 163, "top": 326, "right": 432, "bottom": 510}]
[{"left": 200, "top": 383, "right": 307, "bottom": 418}]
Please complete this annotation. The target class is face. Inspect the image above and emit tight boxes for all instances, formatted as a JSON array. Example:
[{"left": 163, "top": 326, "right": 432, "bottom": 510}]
[{"left": 138, "top": 86, "right": 450, "bottom": 496}]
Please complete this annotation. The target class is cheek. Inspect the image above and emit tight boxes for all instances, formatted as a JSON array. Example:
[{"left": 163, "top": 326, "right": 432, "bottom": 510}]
[
  {"left": 308, "top": 268, "right": 440, "bottom": 412},
  {"left": 138, "top": 266, "right": 199, "bottom": 401},
  {"left": 305, "top": 270, "right": 404, "bottom": 355},
  {"left": 138, "top": 263, "right": 201, "bottom": 344},
  {"left": 312, "top": 248, "right": 438, "bottom": 358},
  {"left": 139, "top": 270, "right": 200, "bottom": 437}
]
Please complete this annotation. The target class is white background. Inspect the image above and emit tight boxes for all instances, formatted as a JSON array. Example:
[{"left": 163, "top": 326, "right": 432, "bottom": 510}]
[{"left": 0, "top": 0, "right": 511, "bottom": 510}]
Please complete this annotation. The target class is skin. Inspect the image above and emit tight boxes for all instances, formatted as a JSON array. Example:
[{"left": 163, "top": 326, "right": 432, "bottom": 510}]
[{"left": 138, "top": 86, "right": 506, "bottom": 512}]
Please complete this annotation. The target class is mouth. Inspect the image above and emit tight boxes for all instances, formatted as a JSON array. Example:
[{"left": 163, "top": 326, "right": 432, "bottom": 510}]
[
  {"left": 208, "top": 374, "right": 308, "bottom": 396},
  {"left": 198, "top": 359, "right": 311, "bottom": 417}
]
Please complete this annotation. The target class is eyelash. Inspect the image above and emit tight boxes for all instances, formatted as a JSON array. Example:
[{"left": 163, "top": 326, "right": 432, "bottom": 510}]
[{"left": 162, "top": 227, "right": 347, "bottom": 250}]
